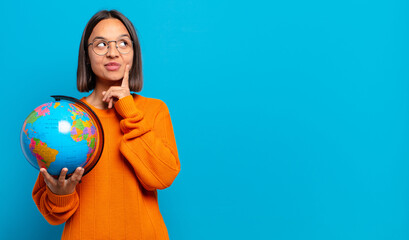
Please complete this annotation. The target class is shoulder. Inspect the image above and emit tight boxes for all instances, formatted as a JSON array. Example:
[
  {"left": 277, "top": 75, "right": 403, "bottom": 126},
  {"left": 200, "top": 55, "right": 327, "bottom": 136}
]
[{"left": 132, "top": 93, "right": 169, "bottom": 114}]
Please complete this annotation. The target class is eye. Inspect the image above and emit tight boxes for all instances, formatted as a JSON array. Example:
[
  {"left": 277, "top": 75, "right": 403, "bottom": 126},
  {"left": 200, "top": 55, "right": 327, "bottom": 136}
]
[
  {"left": 97, "top": 42, "right": 106, "bottom": 47},
  {"left": 95, "top": 41, "right": 107, "bottom": 48},
  {"left": 118, "top": 40, "right": 128, "bottom": 48}
]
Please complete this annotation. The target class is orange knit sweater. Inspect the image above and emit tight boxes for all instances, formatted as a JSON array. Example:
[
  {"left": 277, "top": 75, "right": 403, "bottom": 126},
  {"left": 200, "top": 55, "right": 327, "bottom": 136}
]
[{"left": 32, "top": 94, "right": 181, "bottom": 240}]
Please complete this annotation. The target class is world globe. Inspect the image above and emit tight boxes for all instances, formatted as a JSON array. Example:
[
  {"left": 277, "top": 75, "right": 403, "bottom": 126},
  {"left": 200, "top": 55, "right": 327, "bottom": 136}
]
[{"left": 20, "top": 96, "right": 104, "bottom": 177}]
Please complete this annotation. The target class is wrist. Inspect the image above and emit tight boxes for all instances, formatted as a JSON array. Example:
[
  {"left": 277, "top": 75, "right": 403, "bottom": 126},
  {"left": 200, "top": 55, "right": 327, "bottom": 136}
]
[
  {"left": 114, "top": 95, "right": 143, "bottom": 120},
  {"left": 46, "top": 186, "right": 78, "bottom": 206}
]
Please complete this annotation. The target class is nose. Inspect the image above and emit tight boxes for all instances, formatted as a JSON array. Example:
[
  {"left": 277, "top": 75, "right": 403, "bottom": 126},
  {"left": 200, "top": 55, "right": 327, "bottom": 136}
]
[{"left": 106, "top": 41, "right": 119, "bottom": 58}]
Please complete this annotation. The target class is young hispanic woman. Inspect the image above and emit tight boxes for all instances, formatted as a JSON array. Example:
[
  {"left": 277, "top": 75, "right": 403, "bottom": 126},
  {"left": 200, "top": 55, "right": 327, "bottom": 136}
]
[{"left": 32, "top": 10, "right": 181, "bottom": 240}]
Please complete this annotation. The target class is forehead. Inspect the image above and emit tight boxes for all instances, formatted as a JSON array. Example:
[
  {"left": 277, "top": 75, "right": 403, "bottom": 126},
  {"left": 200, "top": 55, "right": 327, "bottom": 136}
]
[{"left": 89, "top": 18, "right": 130, "bottom": 40}]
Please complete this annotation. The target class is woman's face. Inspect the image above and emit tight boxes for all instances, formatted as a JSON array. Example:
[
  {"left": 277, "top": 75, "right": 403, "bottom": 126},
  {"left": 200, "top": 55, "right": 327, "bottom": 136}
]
[{"left": 87, "top": 18, "right": 134, "bottom": 83}]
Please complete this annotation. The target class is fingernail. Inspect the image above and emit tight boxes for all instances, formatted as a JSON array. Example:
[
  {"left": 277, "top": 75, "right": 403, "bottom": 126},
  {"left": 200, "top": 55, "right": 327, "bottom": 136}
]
[{"left": 102, "top": 91, "right": 106, "bottom": 95}]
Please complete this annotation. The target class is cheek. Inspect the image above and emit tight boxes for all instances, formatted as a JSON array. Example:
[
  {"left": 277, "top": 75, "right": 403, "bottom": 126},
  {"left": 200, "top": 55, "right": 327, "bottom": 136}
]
[
  {"left": 126, "top": 55, "right": 134, "bottom": 67},
  {"left": 89, "top": 55, "right": 103, "bottom": 70}
]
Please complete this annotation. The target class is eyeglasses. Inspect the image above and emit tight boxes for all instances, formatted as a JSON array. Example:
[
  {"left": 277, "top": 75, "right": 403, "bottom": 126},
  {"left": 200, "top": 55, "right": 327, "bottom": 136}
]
[{"left": 88, "top": 38, "right": 133, "bottom": 56}]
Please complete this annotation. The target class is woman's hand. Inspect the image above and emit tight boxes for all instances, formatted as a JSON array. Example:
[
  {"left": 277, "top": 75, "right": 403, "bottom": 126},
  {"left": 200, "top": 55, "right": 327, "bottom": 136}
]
[
  {"left": 40, "top": 167, "right": 84, "bottom": 195},
  {"left": 102, "top": 65, "right": 131, "bottom": 109}
]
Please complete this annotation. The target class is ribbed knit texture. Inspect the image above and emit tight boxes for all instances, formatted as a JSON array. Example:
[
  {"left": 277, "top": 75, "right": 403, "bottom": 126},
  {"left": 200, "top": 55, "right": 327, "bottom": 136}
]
[{"left": 32, "top": 94, "right": 180, "bottom": 240}]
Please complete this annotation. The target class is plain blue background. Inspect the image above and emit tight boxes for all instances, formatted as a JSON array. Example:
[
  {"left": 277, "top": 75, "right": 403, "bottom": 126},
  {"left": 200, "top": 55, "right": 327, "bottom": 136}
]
[{"left": 1, "top": 0, "right": 409, "bottom": 239}]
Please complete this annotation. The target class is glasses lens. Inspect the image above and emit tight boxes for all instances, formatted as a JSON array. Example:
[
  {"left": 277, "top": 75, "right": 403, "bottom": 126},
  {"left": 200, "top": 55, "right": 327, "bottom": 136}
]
[
  {"left": 92, "top": 40, "right": 108, "bottom": 55},
  {"left": 117, "top": 38, "right": 132, "bottom": 54}
]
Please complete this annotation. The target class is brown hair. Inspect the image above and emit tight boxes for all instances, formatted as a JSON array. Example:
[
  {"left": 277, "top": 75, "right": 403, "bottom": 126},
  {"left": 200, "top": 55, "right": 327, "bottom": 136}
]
[{"left": 77, "top": 10, "right": 143, "bottom": 92}]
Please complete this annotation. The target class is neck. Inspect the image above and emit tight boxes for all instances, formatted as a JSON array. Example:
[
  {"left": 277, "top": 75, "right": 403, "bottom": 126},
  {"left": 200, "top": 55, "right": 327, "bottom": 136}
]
[{"left": 86, "top": 79, "right": 121, "bottom": 110}]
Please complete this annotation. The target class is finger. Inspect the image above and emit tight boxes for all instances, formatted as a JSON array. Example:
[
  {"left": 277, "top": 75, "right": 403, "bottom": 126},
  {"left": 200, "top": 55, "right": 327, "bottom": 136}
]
[
  {"left": 103, "top": 92, "right": 112, "bottom": 103},
  {"left": 102, "top": 89, "right": 109, "bottom": 102},
  {"left": 121, "top": 65, "right": 130, "bottom": 88},
  {"left": 102, "top": 87, "right": 119, "bottom": 102},
  {"left": 40, "top": 168, "right": 54, "bottom": 185},
  {"left": 103, "top": 87, "right": 121, "bottom": 102},
  {"left": 40, "top": 167, "right": 47, "bottom": 177},
  {"left": 102, "top": 89, "right": 111, "bottom": 102},
  {"left": 58, "top": 168, "right": 68, "bottom": 184},
  {"left": 108, "top": 98, "right": 113, "bottom": 109},
  {"left": 69, "top": 167, "right": 84, "bottom": 184},
  {"left": 107, "top": 87, "right": 130, "bottom": 102}
]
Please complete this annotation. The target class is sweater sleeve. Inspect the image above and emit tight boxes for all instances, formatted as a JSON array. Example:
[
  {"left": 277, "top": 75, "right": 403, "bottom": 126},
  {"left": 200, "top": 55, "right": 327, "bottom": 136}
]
[
  {"left": 32, "top": 174, "right": 79, "bottom": 225},
  {"left": 114, "top": 95, "right": 181, "bottom": 191}
]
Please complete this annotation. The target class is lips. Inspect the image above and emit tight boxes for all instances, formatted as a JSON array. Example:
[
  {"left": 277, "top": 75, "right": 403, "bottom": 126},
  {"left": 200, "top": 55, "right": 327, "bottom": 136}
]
[{"left": 105, "top": 62, "right": 121, "bottom": 71}]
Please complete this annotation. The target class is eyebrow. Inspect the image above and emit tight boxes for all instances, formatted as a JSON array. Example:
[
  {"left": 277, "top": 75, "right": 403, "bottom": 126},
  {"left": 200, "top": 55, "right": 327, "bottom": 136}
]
[{"left": 91, "top": 34, "right": 131, "bottom": 41}]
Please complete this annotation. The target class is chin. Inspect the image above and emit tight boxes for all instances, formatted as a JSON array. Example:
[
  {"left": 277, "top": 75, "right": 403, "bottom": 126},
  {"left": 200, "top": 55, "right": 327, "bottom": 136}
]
[
  {"left": 109, "top": 78, "right": 123, "bottom": 83},
  {"left": 104, "top": 74, "right": 123, "bottom": 81}
]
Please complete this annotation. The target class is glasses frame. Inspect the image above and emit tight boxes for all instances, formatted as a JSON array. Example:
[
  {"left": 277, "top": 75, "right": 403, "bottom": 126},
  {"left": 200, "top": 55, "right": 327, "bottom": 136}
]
[{"left": 88, "top": 38, "right": 134, "bottom": 56}]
